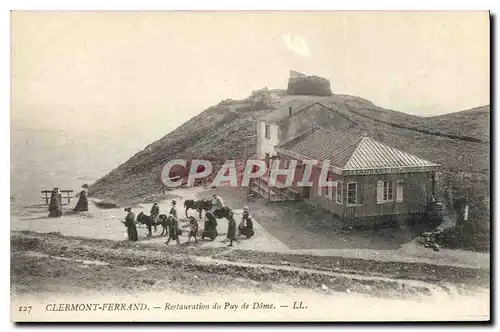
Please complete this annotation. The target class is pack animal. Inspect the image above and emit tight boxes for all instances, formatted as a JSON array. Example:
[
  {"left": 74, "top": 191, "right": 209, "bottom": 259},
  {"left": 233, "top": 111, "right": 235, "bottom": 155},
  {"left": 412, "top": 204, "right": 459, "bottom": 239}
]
[
  {"left": 184, "top": 199, "right": 212, "bottom": 219},
  {"left": 137, "top": 212, "right": 167, "bottom": 238}
]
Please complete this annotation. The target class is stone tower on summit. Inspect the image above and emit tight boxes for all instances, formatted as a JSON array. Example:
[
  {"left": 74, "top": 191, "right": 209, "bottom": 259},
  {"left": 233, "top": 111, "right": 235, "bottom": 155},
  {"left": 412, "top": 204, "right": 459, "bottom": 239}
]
[{"left": 287, "top": 70, "right": 332, "bottom": 96}]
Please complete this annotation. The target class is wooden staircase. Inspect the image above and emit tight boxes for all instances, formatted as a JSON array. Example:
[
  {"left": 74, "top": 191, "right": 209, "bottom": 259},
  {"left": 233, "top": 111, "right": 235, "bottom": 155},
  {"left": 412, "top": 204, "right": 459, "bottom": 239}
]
[{"left": 249, "top": 175, "right": 301, "bottom": 203}]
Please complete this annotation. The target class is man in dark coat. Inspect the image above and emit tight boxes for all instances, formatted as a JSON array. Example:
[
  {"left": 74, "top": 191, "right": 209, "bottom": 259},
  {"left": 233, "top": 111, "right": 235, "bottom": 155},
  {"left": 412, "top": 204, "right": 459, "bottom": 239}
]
[
  {"left": 121, "top": 208, "right": 138, "bottom": 241},
  {"left": 73, "top": 184, "right": 89, "bottom": 212},
  {"left": 48, "top": 187, "right": 63, "bottom": 217},
  {"left": 169, "top": 200, "right": 177, "bottom": 219}
]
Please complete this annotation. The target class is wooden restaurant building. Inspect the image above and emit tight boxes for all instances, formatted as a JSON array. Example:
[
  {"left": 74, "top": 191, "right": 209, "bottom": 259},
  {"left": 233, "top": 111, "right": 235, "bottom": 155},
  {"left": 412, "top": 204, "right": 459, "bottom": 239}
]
[{"left": 252, "top": 101, "right": 441, "bottom": 228}]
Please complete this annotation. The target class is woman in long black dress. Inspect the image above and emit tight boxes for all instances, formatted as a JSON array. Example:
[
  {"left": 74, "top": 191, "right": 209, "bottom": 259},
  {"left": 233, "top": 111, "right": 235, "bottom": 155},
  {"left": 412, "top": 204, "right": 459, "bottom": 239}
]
[
  {"left": 202, "top": 214, "right": 218, "bottom": 240},
  {"left": 73, "top": 184, "right": 89, "bottom": 212},
  {"left": 48, "top": 187, "right": 63, "bottom": 217}
]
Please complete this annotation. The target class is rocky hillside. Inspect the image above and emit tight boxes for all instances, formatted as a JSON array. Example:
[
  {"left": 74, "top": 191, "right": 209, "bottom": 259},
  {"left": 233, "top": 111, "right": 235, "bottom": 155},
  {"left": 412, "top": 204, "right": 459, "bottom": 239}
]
[
  {"left": 423, "top": 106, "right": 490, "bottom": 142},
  {"left": 89, "top": 88, "right": 489, "bottom": 199}
]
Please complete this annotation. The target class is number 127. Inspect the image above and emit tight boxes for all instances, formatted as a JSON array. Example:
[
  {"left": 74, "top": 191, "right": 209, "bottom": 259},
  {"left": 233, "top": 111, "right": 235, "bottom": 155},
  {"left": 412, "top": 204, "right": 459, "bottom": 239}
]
[{"left": 19, "top": 306, "right": 32, "bottom": 314}]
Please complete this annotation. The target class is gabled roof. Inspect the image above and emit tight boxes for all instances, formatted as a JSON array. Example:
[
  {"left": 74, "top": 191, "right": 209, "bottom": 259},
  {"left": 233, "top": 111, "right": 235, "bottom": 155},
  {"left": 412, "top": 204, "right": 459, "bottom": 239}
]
[
  {"left": 258, "top": 100, "right": 318, "bottom": 123},
  {"left": 278, "top": 128, "right": 440, "bottom": 175}
]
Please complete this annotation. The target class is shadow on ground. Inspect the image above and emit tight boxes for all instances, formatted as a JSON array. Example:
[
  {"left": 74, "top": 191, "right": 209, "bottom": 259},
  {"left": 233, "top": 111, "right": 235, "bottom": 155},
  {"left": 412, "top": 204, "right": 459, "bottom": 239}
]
[{"left": 197, "top": 187, "right": 424, "bottom": 250}]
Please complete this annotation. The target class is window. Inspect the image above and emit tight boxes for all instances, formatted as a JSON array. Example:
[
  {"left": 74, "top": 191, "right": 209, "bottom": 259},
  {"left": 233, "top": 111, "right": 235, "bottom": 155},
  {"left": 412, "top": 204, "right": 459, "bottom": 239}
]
[
  {"left": 383, "top": 181, "right": 393, "bottom": 201},
  {"left": 265, "top": 123, "right": 270, "bottom": 139},
  {"left": 377, "top": 180, "right": 394, "bottom": 204},
  {"left": 336, "top": 181, "right": 343, "bottom": 204},
  {"left": 347, "top": 182, "right": 357, "bottom": 205}
]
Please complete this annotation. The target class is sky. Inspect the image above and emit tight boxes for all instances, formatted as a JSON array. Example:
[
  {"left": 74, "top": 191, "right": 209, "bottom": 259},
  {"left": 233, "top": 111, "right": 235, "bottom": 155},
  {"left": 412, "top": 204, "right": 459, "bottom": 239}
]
[{"left": 11, "top": 11, "right": 490, "bottom": 136}]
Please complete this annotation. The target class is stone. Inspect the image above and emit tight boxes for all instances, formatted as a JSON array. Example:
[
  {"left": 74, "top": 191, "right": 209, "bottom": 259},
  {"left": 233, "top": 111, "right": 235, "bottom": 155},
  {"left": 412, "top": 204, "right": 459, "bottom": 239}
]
[{"left": 287, "top": 71, "right": 332, "bottom": 96}]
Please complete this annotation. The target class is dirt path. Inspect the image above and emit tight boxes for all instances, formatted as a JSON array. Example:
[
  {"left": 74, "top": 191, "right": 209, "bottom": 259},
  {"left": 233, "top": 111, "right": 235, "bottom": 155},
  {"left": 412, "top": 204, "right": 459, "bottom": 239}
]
[{"left": 11, "top": 231, "right": 489, "bottom": 293}]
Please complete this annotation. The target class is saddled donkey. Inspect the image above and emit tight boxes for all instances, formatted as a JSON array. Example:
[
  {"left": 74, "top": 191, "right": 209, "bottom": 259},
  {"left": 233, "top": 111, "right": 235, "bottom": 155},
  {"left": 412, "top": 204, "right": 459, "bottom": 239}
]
[
  {"left": 184, "top": 199, "right": 211, "bottom": 219},
  {"left": 137, "top": 212, "right": 168, "bottom": 239},
  {"left": 136, "top": 212, "right": 154, "bottom": 238}
]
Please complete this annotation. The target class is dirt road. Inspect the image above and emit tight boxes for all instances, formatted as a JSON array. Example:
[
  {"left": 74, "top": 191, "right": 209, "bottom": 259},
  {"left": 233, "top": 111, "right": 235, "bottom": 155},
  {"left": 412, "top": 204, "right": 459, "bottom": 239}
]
[{"left": 11, "top": 231, "right": 489, "bottom": 297}]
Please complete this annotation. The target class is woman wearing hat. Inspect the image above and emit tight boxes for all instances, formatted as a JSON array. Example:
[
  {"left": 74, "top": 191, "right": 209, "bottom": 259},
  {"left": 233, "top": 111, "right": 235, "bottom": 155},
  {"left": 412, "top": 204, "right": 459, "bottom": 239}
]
[
  {"left": 121, "top": 208, "right": 138, "bottom": 241},
  {"left": 48, "top": 187, "right": 63, "bottom": 217},
  {"left": 73, "top": 184, "right": 89, "bottom": 212}
]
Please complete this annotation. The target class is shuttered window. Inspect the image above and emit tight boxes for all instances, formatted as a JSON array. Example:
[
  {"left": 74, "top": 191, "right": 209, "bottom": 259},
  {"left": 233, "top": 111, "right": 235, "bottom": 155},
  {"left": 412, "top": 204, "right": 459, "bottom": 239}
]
[
  {"left": 336, "top": 181, "right": 343, "bottom": 204},
  {"left": 396, "top": 180, "right": 404, "bottom": 202},
  {"left": 328, "top": 180, "right": 335, "bottom": 201},
  {"left": 265, "top": 123, "right": 271, "bottom": 139},
  {"left": 325, "top": 175, "right": 334, "bottom": 200}
]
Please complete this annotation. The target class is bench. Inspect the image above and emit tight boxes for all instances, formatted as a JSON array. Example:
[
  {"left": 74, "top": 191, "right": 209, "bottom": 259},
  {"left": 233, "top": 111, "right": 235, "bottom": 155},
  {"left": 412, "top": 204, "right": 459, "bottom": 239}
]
[{"left": 41, "top": 190, "right": 74, "bottom": 205}]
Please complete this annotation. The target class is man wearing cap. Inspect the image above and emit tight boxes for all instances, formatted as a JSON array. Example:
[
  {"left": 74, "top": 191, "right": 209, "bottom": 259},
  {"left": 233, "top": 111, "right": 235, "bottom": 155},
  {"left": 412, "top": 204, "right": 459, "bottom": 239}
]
[
  {"left": 169, "top": 200, "right": 177, "bottom": 219},
  {"left": 121, "top": 208, "right": 138, "bottom": 241},
  {"left": 150, "top": 202, "right": 160, "bottom": 232}
]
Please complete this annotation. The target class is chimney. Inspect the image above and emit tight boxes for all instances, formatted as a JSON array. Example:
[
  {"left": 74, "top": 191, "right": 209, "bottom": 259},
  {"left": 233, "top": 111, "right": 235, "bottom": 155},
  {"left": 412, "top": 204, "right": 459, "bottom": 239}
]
[{"left": 288, "top": 106, "right": 292, "bottom": 116}]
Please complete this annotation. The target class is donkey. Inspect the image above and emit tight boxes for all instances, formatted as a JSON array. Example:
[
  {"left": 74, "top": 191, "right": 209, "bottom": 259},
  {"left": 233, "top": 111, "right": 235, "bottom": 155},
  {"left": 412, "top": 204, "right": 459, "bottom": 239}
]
[{"left": 183, "top": 199, "right": 212, "bottom": 219}]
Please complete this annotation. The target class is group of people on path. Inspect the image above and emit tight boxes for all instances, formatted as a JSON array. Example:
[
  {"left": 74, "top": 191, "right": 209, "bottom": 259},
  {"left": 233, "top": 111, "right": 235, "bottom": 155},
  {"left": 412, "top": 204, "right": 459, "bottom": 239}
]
[
  {"left": 48, "top": 184, "right": 89, "bottom": 217},
  {"left": 121, "top": 194, "right": 255, "bottom": 248},
  {"left": 48, "top": 184, "right": 254, "bottom": 248}
]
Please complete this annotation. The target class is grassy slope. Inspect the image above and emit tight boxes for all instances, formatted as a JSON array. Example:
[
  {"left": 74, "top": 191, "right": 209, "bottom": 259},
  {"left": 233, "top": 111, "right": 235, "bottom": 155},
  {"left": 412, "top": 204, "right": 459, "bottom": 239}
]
[{"left": 88, "top": 89, "right": 490, "bottom": 248}]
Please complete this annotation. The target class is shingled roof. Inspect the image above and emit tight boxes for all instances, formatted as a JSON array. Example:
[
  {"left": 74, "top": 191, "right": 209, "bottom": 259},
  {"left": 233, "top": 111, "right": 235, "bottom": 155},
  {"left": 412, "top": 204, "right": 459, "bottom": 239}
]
[{"left": 278, "top": 128, "right": 440, "bottom": 175}]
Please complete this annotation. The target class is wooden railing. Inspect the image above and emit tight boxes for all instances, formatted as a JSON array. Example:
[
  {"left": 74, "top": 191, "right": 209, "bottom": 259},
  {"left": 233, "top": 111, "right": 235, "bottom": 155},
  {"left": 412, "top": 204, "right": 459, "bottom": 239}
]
[{"left": 41, "top": 190, "right": 74, "bottom": 205}]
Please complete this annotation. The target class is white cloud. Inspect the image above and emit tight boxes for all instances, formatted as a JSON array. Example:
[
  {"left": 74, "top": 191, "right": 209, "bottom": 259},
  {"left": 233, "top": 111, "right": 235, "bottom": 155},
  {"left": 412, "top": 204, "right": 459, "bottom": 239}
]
[{"left": 281, "top": 34, "right": 311, "bottom": 57}]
